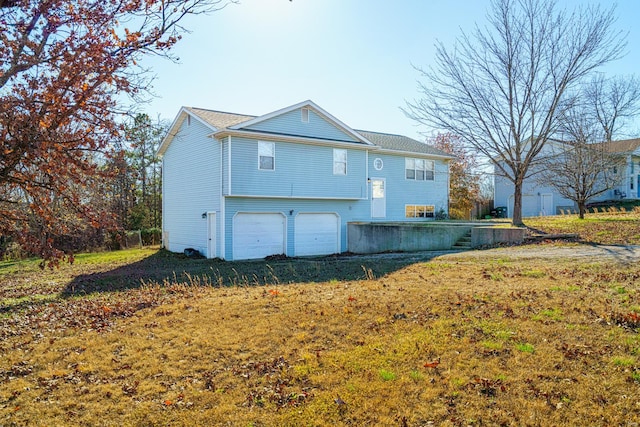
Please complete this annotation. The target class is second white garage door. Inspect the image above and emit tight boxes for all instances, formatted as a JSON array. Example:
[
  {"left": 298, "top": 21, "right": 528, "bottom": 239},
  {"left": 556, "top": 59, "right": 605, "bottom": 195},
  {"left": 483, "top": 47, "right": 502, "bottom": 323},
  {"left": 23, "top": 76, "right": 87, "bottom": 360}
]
[
  {"left": 233, "top": 213, "right": 285, "bottom": 260},
  {"left": 295, "top": 213, "right": 339, "bottom": 256}
]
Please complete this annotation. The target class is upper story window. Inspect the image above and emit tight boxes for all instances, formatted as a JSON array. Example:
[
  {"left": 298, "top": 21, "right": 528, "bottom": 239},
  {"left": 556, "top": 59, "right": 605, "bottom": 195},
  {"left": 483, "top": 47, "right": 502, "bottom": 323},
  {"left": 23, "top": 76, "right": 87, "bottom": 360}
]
[
  {"left": 301, "top": 107, "right": 309, "bottom": 123},
  {"left": 333, "top": 148, "right": 347, "bottom": 175},
  {"left": 405, "top": 158, "right": 434, "bottom": 180},
  {"left": 258, "top": 141, "right": 274, "bottom": 170}
]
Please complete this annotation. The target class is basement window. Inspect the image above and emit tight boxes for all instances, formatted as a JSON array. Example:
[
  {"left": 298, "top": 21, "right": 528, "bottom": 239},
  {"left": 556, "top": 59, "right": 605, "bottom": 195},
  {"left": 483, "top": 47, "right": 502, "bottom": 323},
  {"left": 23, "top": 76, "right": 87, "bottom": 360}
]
[{"left": 405, "top": 205, "right": 435, "bottom": 218}]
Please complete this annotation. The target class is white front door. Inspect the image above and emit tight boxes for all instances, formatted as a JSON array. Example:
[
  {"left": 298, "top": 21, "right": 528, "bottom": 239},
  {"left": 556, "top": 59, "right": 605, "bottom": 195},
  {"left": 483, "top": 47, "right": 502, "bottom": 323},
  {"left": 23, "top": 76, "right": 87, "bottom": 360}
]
[
  {"left": 371, "top": 178, "right": 386, "bottom": 218},
  {"left": 207, "top": 212, "right": 216, "bottom": 258}
]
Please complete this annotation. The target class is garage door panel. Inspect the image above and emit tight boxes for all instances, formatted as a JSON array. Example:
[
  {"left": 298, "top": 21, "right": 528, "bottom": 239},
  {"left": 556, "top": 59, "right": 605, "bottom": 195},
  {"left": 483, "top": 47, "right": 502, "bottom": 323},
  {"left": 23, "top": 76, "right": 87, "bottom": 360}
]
[
  {"left": 233, "top": 213, "right": 285, "bottom": 260},
  {"left": 295, "top": 213, "right": 339, "bottom": 256}
]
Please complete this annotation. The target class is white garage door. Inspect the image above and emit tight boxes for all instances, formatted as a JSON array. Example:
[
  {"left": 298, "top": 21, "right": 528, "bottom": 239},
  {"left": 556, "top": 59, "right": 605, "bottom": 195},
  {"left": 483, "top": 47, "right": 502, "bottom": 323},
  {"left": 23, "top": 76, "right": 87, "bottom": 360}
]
[
  {"left": 295, "top": 213, "right": 339, "bottom": 256},
  {"left": 233, "top": 213, "right": 285, "bottom": 260}
]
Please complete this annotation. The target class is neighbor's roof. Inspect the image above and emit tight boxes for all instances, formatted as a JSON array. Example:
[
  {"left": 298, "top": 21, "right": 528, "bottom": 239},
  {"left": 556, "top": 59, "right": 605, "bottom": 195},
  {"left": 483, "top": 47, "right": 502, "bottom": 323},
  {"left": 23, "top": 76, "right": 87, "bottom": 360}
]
[
  {"left": 174, "top": 106, "right": 451, "bottom": 158},
  {"left": 600, "top": 138, "right": 640, "bottom": 154}
]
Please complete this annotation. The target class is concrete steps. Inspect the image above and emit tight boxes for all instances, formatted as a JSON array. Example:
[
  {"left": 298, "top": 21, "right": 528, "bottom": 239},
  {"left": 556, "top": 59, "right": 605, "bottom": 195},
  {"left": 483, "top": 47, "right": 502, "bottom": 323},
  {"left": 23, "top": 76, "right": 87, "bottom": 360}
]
[{"left": 452, "top": 231, "right": 472, "bottom": 249}]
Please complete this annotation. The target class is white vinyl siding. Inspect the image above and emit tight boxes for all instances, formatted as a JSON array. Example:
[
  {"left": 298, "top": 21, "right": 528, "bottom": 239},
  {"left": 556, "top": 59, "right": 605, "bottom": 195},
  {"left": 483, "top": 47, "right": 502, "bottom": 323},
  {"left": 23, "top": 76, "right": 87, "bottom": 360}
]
[
  {"left": 258, "top": 141, "right": 275, "bottom": 170},
  {"left": 162, "top": 117, "right": 220, "bottom": 256},
  {"left": 333, "top": 148, "right": 347, "bottom": 175}
]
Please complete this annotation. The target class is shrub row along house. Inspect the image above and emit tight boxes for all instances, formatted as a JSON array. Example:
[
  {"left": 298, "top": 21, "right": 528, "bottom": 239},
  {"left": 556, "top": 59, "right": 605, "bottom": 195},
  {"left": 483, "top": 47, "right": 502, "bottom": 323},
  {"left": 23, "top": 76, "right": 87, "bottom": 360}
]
[
  {"left": 158, "top": 101, "right": 452, "bottom": 260},
  {"left": 494, "top": 138, "right": 640, "bottom": 218}
]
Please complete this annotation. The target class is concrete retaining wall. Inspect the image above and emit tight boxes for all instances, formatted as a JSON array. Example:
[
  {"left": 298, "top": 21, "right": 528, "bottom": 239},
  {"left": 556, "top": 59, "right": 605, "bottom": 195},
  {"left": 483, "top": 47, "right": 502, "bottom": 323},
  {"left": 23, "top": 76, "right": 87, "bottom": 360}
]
[
  {"left": 471, "top": 227, "right": 525, "bottom": 247},
  {"left": 347, "top": 222, "right": 471, "bottom": 253},
  {"left": 347, "top": 222, "right": 525, "bottom": 254}
]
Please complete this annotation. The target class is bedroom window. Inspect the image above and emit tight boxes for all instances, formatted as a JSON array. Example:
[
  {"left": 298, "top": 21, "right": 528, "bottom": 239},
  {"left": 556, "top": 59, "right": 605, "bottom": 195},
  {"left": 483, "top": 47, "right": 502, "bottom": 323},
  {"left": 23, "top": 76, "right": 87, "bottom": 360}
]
[
  {"left": 405, "top": 158, "right": 434, "bottom": 180},
  {"left": 405, "top": 205, "right": 435, "bottom": 218},
  {"left": 258, "top": 141, "right": 274, "bottom": 170},
  {"left": 333, "top": 148, "right": 347, "bottom": 175}
]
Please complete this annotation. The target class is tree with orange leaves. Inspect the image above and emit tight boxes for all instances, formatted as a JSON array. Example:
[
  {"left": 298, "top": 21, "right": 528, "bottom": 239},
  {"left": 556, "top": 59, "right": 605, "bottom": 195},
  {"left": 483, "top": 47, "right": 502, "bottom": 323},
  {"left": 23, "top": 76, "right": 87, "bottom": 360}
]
[
  {"left": 431, "top": 133, "right": 480, "bottom": 220},
  {"left": 0, "top": 0, "right": 233, "bottom": 266}
]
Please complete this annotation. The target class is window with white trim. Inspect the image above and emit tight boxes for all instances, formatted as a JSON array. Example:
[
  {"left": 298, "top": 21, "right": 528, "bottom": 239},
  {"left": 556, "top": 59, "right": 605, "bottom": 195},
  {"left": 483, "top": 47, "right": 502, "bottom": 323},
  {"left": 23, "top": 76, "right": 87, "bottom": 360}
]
[
  {"left": 405, "top": 205, "right": 435, "bottom": 218},
  {"left": 333, "top": 148, "right": 347, "bottom": 175},
  {"left": 405, "top": 158, "right": 434, "bottom": 180},
  {"left": 258, "top": 141, "right": 274, "bottom": 170}
]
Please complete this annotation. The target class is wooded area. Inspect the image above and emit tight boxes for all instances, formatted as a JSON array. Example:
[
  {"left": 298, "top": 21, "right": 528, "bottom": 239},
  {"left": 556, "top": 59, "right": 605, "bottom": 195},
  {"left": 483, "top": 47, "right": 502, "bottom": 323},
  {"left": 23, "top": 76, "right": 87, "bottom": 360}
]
[{"left": 0, "top": 0, "right": 231, "bottom": 266}]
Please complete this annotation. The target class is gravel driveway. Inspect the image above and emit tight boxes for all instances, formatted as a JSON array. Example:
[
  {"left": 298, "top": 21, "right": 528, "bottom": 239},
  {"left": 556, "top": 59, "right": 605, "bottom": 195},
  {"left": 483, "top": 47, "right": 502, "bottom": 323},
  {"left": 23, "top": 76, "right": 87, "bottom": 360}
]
[
  {"left": 447, "top": 243, "right": 640, "bottom": 263},
  {"left": 346, "top": 243, "right": 640, "bottom": 264}
]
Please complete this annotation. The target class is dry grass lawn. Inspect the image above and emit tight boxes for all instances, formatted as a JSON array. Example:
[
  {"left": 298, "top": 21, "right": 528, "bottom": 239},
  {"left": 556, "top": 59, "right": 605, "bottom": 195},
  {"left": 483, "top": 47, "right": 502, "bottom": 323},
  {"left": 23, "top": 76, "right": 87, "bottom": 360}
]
[{"left": 2, "top": 213, "right": 640, "bottom": 426}]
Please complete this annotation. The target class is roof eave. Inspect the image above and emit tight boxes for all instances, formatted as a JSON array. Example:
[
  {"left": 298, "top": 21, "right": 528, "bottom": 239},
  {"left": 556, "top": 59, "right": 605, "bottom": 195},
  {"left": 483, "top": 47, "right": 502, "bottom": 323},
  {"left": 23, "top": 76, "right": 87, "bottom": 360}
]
[
  {"left": 212, "top": 129, "right": 375, "bottom": 149},
  {"left": 157, "top": 107, "right": 218, "bottom": 157},
  {"left": 371, "top": 146, "right": 454, "bottom": 160}
]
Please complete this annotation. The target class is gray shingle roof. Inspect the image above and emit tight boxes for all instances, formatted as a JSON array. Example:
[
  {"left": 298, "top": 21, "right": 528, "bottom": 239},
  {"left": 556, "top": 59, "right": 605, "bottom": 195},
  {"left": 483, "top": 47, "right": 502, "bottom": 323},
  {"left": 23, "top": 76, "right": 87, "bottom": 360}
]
[
  {"left": 356, "top": 130, "right": 452, "bottom": 157},
  {"left": 183, "top": 107, "right": 451, "bottom": 158}
]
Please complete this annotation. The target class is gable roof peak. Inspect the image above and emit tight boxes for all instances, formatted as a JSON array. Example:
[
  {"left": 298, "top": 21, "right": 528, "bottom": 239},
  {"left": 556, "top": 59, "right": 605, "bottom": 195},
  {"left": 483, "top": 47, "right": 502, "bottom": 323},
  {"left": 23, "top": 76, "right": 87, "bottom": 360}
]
[{"left": 228, "top": 100, "right": 374, "bottom": 145}]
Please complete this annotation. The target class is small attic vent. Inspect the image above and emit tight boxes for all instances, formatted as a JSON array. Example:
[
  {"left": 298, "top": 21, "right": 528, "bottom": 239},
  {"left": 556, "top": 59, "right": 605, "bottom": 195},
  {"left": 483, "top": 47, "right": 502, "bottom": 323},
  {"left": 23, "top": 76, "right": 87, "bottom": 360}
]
[{"left": 301, "top": 107, "right": 309, "bottom": 123}]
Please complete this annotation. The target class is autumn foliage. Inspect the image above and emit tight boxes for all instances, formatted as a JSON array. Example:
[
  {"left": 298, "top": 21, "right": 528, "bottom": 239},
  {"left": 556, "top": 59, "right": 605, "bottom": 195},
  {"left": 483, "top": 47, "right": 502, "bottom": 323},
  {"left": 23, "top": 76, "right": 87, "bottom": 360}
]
[
  {"left": 0, "top": 0, "right": 230, "bottom": 265},
  {"left": 431, "top": 133, "right": 480, "bottom": 219}
]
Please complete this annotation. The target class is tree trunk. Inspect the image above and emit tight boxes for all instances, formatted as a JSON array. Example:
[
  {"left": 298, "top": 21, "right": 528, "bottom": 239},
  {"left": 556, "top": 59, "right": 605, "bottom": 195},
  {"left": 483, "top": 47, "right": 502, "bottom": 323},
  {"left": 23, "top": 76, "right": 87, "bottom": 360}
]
[
  {"left": 578, "top": 202, "right": 586, "bottom": 219},
  {"left": 512, "top": 179, "right": 524, "bottom": 226}
]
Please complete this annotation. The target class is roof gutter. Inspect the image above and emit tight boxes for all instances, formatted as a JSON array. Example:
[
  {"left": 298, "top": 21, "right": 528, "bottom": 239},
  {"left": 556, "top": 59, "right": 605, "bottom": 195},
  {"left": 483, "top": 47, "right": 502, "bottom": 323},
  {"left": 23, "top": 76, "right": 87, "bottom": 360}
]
[
  {"left": 212, "top": 130, "right": 455, "bottom": 159},
  {"left": 370, "top": 147, "right": 455, "bottom": 161},
  {"left": 211, "top": 129, "right": 374, "bottom": 150}
]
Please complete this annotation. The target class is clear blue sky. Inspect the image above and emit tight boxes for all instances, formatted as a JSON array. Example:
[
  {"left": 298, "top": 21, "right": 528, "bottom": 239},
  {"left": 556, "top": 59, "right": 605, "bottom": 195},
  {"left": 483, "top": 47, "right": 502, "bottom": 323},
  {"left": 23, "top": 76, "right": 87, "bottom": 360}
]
[{"left": 141, "top": 0, "right": 640, "bottom": 141}]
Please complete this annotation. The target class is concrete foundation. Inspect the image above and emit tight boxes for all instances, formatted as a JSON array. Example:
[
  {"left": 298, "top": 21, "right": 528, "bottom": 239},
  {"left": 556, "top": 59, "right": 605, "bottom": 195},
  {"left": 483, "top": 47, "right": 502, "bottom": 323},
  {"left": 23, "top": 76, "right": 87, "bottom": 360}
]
[{"left": 347, "top": 222, "right": 524, "bottom": 254}]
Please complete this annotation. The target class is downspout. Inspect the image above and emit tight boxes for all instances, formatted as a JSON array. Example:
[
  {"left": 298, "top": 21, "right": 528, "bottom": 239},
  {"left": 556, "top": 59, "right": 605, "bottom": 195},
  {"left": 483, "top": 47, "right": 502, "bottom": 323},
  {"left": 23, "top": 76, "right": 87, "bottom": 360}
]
[
  {"left": 161, "top": 157, "right": 166, "bottom": 248},
  {"left": 446, "top": 160, "right": 450, "bottom": 217},
  {"left": 220, "top": 136, "right": 225, "bottom": 259},
  {"left": 365, "top": 150, "right": 369, "bottom": 200},
  {"left": 228, "top": 135, "right": 232, "bottom": 196}
]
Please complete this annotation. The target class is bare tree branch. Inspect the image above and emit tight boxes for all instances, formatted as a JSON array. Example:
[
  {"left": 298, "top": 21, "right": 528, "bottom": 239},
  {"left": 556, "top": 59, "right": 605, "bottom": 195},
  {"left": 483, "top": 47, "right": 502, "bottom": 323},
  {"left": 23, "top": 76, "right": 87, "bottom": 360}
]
[{"left": 404, "top": 0, "right": 626, "bottom": 225}]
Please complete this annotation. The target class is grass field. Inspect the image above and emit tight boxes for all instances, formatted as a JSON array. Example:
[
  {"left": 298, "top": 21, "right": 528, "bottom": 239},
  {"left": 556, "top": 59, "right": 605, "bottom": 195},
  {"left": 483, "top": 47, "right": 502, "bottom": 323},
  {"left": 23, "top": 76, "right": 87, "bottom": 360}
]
[
  {"left": 525, "top": 208, "right": 640, "bottom": 245},
  {"left": 1, "top": 213, "right": 640, "bottom": 426}
]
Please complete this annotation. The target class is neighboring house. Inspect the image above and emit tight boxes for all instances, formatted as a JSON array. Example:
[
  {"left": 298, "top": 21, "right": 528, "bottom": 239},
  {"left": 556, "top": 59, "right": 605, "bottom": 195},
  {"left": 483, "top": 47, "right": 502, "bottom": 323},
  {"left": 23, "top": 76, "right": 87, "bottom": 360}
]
[
  {"left": 494, "top": 138, "right": 640, "bottom": 218},
  {"left": 158, "top": 100, "right": 452, "bottom": 260}
]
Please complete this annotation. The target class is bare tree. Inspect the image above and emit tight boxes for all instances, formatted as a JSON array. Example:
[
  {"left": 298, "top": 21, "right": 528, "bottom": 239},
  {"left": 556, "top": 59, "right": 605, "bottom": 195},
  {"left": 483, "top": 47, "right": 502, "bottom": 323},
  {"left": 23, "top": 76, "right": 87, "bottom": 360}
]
[
  {"left": 537, "top": 111, "right": 624, "bottom": 219},
  {"left": 535, "top": 74, "right": 640, "bottom": 219},
  {"left": 404, "top": 0, "right": 626, "bottom": 226},
  {"left": 585, "top": 74, "right": 640, "bottom": 141}
]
